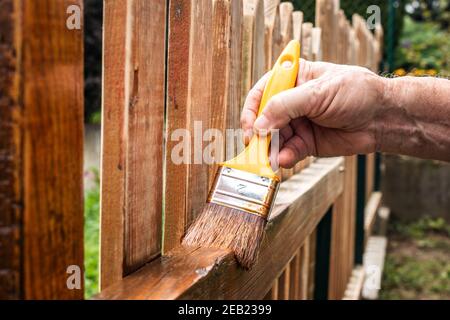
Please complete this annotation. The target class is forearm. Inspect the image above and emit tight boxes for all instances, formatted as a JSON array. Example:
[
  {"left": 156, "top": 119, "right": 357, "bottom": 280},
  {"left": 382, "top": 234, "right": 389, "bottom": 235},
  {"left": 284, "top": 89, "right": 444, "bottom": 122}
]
[{"left": 377, "top": 76, "right": 450, "bottom": 161}]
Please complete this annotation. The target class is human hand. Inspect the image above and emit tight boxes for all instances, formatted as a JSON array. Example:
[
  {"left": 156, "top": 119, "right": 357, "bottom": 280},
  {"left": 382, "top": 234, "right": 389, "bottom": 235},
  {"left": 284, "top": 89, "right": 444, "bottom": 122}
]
[{"left": 241, "top": 59, "right": 385, "bottom": 168}]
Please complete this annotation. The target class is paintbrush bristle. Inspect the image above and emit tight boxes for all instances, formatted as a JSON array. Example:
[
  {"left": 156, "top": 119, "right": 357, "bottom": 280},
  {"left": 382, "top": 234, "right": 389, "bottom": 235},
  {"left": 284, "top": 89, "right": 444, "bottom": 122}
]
[{"left": 182, "top": 203, "right": 266, "bottom": 269}]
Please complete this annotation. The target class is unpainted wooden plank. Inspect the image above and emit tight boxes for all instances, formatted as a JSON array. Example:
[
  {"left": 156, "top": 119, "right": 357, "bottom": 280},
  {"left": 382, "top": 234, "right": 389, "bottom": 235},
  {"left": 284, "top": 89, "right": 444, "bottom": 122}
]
[
  {"left": 97, "top": 158, "right": 345, "bottom": 299},
  {"left": 263, "top": 0, "right": 282, "bottom": 69},
  {"left": 366, "top": 153, "right": 375, "bottom": 200},
  {"left": 364, "top": 191, "right": 383, "bottom": 246},
  {"left": 298, "top": 241, "right": 308, "bottom": 299},
  {"left": 279, "top": 1, "right": 293, "bottom": 47},
  {"left": 277, "top": 264, "right": 291, "bottom": 300},
  {"left": 242, "top": 0, "right": 266, "bottom": 107},
  {"left": 292, "top": 11, "right": 303, "bottom": 42},
  {"left": 278, "top": 1, "right": 295, "bottom": 181},
  {"left": 226, "top": 0, "right": 244, "bottom": 158},
  {"left": 315, "top": 0, "right": 339, "bottom": 63},
  {"left": 311, "top": 27, "right": 322, "bottom": 61},
  {"left": 301, "top": 22, "right": 313, "bottom": 60},
  {"left": 289, "top": 251, "right": 301, "bottom": 299},
  {"left": 307, "top": 230, "right": 317, "bottom": 299}
]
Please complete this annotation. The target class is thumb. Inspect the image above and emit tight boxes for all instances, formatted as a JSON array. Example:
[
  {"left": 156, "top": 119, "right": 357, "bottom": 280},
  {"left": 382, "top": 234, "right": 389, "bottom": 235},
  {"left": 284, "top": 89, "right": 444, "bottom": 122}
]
[{"left": 253, "top": 78, "right": 326, "bottom": 132}]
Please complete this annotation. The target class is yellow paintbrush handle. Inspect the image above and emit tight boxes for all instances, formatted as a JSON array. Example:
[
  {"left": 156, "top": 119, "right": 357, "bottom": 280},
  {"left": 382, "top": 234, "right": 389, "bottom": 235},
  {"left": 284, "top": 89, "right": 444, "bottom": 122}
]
[
  {"left": 224, "top": 40, "right": 300, "bottom": 179},
  {"left": 258, "top": 40, "right": 300, "bottom": 116}
]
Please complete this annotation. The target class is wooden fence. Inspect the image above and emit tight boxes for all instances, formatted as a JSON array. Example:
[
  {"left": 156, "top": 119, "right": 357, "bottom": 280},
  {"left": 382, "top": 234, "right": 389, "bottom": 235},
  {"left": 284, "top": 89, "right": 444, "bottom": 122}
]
[{"left": 0, "top": 0, "right": 383, "bottom": 299}]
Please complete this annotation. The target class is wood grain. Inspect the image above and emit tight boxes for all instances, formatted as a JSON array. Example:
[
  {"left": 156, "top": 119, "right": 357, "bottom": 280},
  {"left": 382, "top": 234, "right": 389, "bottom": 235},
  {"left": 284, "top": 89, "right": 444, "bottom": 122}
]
[
  {"left": 278, "top": 1, "right": 294, "bottom": 180},
  {"left": 164, "top": 0, "right": 214, "bottom": 253},
  {"left": 311, "top": 27, "right": 322, "bottom": 62},
  {"left": 315, "top": 0, "right": 339, "bottom": 63},
  {"left": 226, "top": 0, "right": 243, "bottom": 158},
  {"left": 96, "top": 158, "right": 345, "bottom": 299},
  {"left": 101, "top": 0, "right": 166, "bottom": 288},
  {"left": 0, "top": 0, "right": 84, "bottom": 299},
  {"left": 242, "top": 0, "right": 266, "bottom": 107},
  {"left": 292, "top": 11, "right": 303, "bottom": 42},
  {"left": 209, "top": 0, "right": 232, "bottom": 187},
  {"left": 279, "top": 1, "right": 293, "bottom": 47},
  {"left": 263, "top": 0, "right": 282, "bottom": 69},
  {"left": 301, "top": 22, "right": 313, "bottom": 60},
  {"left": 100, "top": 0, "right": 128, "bottom": 288},
  {"left": 0, "top": 0, "right": 22, "bottom": 299}
]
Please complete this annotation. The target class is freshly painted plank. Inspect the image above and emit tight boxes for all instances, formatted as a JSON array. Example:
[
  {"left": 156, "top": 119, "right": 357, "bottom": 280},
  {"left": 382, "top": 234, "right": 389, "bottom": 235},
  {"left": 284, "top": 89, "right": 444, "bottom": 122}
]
[
  {"left": 0, "top": 0, "right": 84, "bottom": 299},
  {"left": 0, "top": 0, "right": 22, "bottom": 300}
]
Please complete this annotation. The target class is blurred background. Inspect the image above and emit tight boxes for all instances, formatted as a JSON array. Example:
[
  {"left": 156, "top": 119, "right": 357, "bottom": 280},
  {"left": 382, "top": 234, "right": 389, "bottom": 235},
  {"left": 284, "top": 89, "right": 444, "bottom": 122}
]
[{"left": 83, "top": 0, "right": 449, "bottom": 298}]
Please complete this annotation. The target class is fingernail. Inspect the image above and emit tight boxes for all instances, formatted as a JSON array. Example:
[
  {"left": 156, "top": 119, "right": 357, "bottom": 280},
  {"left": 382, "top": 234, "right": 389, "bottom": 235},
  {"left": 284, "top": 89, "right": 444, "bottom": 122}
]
[{"left": 254, "top": 115, "right": 270, "bottom": 131}]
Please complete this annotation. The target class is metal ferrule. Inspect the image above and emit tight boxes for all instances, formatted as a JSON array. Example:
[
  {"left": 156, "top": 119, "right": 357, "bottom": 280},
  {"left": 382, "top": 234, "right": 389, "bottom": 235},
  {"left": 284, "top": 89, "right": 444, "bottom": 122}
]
[{"left": 207, "top": 166, "right": 280, "bottom": 219}]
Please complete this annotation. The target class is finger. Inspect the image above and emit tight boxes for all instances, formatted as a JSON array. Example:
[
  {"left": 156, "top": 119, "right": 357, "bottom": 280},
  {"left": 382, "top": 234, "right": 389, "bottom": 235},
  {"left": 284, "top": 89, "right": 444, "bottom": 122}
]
[
  {"left": 278, "top": 135, "right": 309, "bottom": 168},
  {"left": 241, "top": 72, "right": 271, "bottom": 144},
  {"left": 254, "top": 78, "right": 328, "bottom": 132},
  {"left": 297, "top": 59, "right": 338, "bottom": 86}
]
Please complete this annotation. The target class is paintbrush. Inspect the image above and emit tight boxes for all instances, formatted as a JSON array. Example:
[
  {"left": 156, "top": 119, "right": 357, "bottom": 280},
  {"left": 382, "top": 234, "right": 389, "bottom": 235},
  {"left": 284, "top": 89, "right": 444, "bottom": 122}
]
[{"left": 182, "top": 40, "right": 300, "bottom": 269}]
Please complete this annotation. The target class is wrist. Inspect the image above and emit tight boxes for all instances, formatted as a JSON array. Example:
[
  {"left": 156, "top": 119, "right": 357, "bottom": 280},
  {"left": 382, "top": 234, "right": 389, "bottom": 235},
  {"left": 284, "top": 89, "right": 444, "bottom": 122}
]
[{"left": 374, "top": 75, "right": 396, "bottom": 152}]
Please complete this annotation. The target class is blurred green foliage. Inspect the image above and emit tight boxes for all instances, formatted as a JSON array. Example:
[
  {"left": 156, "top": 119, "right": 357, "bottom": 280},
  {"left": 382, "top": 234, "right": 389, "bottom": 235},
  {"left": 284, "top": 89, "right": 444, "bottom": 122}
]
[
  {"left": 84, "top": 169, "right": 100, "bottom": 298},
  {"left": 395, "top": 15, "right": 450, "bottom": 75},
  {"left": 381, "top": 217, "right": 450, "bottom": 299}
]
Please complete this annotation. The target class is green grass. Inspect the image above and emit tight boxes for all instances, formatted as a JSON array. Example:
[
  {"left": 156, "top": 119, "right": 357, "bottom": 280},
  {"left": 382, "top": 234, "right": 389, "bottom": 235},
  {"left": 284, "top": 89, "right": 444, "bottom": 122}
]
[
  {"left": 380, "top": 217, "right": 450, "bottom": 300},
  {"left": 84, "top": 169, "right": 100, "bottom": 298}
]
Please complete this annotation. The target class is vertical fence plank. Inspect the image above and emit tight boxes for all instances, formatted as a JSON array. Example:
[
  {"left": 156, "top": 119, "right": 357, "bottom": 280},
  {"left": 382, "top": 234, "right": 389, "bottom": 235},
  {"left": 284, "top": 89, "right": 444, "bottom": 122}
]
[
  {"left": 124, "top": 0, "right": 166, "bottom": 275},
  {"left": 315, "top": 0, "right": 339, "bottom": 63},
  {"left": 299, "top": 238, "right": 310, "bottom": 299},
  {"left": 279, "top": 1, "right": 294, "bottom": 181},
  {"left": 100, "top": 0, "right": 128, "bottom": 288},
  {"left": 292, "top": 11, "right": 303, "bottom": 42},
  {"left": 226, "top": 0, "right": 244, "bottom": 158},
  {"left": 164, "top": 0, "right": 213, "bottom": 253},
  {"left": 252, "top": 0, "right": 266, "bottom": 84},
  {"left": 263, "top": 0, "right": 281, "bottom": 70},
  {"left": 0, "top": 0, "right": 22, "bottom": 300},
  {"left": 0, "top": 0, "right": 84, "bottom": 299},
  {"left": 242, "top": 0, "right": 266, "bottom": 107},
  {"left": 311, "top": 27, "right": 322, "bottom": 62},
  {"left": 209, "top": 0, "right": 232, "bottom": 187},
  {"left": 279, "top": 2, "right": 294, "bottom": 47},
  {"left": 278, "top": 264, "right": 291, "bottom": 300},
  {"left": 301, "top": 22, "right": 313, "bottom": 60},
  {"left": 101, "top": 0, "right": 166, "bottom": 287},
  {"left": 289, "top": 252, "right": 301, "bottom": 299}
]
